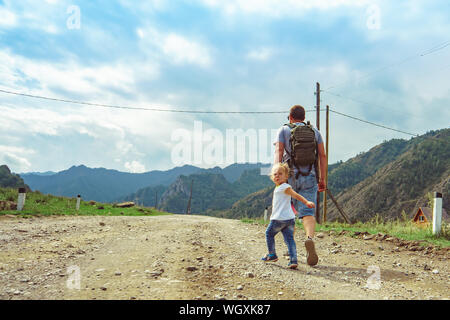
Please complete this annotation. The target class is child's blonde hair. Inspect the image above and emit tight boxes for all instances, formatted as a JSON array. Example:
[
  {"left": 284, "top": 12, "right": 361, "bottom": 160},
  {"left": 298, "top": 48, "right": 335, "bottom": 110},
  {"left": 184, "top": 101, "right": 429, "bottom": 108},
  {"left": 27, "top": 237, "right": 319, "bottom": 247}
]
[{"left": 270, "top": 163, "right": 290, "bottom": 183}]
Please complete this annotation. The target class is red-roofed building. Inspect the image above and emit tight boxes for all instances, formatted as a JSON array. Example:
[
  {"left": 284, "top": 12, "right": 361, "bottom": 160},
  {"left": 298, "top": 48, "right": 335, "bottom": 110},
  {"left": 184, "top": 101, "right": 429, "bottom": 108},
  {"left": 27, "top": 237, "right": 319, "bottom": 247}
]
[{"left": 412, "top": 207, "right": 449, "bottom": 227}]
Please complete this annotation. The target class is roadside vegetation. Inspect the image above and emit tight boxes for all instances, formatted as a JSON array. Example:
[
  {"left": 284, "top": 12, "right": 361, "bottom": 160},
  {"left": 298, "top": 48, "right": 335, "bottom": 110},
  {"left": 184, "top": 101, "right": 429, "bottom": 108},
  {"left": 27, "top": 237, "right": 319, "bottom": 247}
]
[
  {"left": 0, "top": 187, "right": 171, "bottom": 217},
  {"left": 241, "top": 214, "right": 450, "bottom": 248}
]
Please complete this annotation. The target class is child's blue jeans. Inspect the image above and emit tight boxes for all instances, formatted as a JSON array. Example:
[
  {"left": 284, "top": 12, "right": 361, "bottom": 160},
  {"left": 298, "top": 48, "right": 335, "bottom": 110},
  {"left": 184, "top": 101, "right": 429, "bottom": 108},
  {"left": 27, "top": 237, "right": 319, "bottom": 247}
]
[{"left": 265, "top": 219, "right": 297, "bottom": 263}]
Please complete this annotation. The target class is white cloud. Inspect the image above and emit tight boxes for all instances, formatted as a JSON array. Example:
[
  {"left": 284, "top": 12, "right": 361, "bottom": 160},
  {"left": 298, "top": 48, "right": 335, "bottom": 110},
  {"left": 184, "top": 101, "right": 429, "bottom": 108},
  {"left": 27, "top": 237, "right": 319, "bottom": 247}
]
[
  {"left": 1, "top": 0, "right": 70, "bottom": 34},
  {"left": 115, "top": 140, "right": 133, "bottom": 156},
  {"left": 0, "top": 145, "right": 35, "bottom": 156},
  {"left": 162, "top": 33, "right": 212, "bottom": 67},
  {"left": 0, "top": 145, "right": 35, "bottom": 172},
  {"left": 0, "top": 96, "right": 184, "bottom": 172},
  {"left": 2, "top": 154, "right": 32, "bottom": 172},
  {"left": 124, "top": 160, "right": 146, "bottom": 173},
  {"left": 0, "top": 7, "right": 17, "bottom": 27},
  {"left": 119, "top": 0, "right": 167, "bottom": 13},
  {"left": 199, "top": 0, "right": 369, "bottom": 17},
  {"left": 138, "top": 27, "right": 213, "bottom": 68},
  {"left": 247, "top": 48, "right": 274, "bottom": 61},
  {"left": 43, "top": 24, "right": 59, "bottom": 34},
  {"left": 0, "top": 49, "right": 159, "bottom": 102},
  {"left": 136, "top": 28, "right": 145, "bottom": 39}
]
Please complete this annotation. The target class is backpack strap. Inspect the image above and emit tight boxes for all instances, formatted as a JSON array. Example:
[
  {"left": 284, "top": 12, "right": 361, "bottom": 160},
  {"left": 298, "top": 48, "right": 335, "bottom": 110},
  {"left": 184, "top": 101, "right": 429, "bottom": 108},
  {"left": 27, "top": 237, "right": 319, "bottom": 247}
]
[
  {"left": 285, "top": 123, "right": 303, "bottom": 177},
  {"left": 285, "top": 122, "right": 308, "bottom": 127},
  {"left": 284, "top": 123, "right": 296, "bottom": 129},
  {"left": 283, "top": 123, "right": 295, "bottom": 158}
]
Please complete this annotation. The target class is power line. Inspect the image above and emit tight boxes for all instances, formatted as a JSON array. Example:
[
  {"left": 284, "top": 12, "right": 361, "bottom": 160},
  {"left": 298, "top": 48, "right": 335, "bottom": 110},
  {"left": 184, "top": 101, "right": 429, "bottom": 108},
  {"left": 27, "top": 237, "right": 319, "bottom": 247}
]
[
  {"left": 0, "top": 88, "right": 300, "bottom": 114},
  {"left": 420, "top": 40, "right": 450, "bottom": 56},
  {"left": 322, "top": 90, "right": 423, "bottom": 120},
  {"left": 324, "top": 40, "right": 450, "bottom": 91},
  {"left": 0, "top": 86, "right": 422, "bottom": 137},
  {"left": 329, "top": 108, "right": 419, "bottom": 137}
]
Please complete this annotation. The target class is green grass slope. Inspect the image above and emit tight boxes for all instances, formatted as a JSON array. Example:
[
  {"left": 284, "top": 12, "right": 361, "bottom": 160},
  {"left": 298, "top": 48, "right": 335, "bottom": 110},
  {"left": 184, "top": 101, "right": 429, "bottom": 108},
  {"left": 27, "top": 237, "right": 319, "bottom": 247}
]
[{"left": 0, "top": 187, "right": 172, "bottom": 217}]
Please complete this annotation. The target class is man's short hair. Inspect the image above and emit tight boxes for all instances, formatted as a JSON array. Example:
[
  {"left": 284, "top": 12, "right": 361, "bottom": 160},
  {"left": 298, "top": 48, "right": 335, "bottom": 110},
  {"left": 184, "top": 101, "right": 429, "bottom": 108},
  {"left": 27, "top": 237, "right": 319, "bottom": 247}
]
[{"left": 289, "top": 105, "right": 305, "bottom": 121}]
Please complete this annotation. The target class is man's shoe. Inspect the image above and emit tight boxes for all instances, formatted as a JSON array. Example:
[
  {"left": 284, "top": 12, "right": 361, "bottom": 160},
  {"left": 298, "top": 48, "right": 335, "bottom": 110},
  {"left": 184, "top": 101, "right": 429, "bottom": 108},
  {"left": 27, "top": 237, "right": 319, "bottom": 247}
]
[
  {"left": 288, "top": 261, "right": 298, "bottom": 269},
  {"left": 305, "top": 239, "right": 318, "bottom": 266}
]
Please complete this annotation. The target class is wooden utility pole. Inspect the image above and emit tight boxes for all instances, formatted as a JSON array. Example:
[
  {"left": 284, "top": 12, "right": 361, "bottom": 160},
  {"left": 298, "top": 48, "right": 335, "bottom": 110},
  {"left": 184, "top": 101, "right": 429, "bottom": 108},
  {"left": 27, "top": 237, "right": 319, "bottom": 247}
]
[
  {"left": 315, "top": 82, "right": 321, "bottom": 224},
  {"left": 186, "top": 180, "right": 193, "bottom": 215},
  {"left": 326, "top": 189, "right": 352, "bottom": 224},
  {"left": 316, "top": 82, "right": 321, "bottom": 130},
  {"left": 323, "top": 105, "right": 329, "bottom": 223}
]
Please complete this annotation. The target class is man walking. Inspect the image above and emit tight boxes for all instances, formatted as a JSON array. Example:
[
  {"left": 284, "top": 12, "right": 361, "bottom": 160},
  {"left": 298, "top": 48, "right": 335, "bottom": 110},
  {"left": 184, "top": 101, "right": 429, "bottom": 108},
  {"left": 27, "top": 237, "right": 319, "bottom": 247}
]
[{"left": 273, "top": 105, "right": 327, "bottom": 266}]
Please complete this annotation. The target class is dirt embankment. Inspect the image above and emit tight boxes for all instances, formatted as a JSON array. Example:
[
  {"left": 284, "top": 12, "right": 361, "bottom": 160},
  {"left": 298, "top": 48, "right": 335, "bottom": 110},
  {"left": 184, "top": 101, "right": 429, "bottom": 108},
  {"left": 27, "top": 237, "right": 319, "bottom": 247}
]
[{"left": 0, "top": 215, "right": 448, "bottom": 300}]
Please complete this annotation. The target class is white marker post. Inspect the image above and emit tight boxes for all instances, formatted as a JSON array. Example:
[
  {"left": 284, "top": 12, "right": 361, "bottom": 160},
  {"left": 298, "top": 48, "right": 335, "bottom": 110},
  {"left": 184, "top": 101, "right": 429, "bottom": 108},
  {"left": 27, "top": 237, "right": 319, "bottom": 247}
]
[
  {"left": 264, "top": 207, "right": 268, "bottom": 221},
  {"left": 432, "top": 192, "right": 443, "bottom": 236},
  {"left": 76, "top": 195, "right": 81, "bottom": 211},
  {"left": 17, "top": 188, "right": 26, "bottom": 211}
]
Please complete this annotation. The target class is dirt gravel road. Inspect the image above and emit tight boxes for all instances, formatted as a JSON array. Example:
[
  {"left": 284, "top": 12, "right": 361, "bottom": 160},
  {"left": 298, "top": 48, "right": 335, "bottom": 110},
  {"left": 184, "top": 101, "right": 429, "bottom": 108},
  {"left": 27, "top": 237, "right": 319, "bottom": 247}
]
[{"left": 0, "top": 214, "right": 448, "bottom": 300}]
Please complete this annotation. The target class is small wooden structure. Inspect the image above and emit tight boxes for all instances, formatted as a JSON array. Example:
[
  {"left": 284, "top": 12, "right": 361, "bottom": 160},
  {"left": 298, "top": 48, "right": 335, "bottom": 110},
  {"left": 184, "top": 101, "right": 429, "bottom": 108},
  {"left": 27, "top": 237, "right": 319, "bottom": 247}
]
[{"left": 412, "top": 207, "right": 448, "bottom": 227}]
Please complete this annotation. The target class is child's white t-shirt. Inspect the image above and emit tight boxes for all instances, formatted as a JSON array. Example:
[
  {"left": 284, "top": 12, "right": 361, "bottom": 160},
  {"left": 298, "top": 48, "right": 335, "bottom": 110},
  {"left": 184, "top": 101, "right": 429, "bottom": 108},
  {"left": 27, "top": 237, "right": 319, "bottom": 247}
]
[{"left": 270, "top": 183, "right": 295, "bottom": 220}]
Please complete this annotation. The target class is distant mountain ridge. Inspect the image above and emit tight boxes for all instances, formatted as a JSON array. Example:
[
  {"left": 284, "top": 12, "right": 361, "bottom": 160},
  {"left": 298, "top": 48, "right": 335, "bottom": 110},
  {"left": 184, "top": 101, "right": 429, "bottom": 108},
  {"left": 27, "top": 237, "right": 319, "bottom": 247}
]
[
  {"left": 19, "top": 171, "right": 56, "bottom": 177},
  {"left": 22, "top": 164, "right": 202, "bottom": 202},
  {"left": 22, "top": 163, "right": 270, "bottom": 203}
]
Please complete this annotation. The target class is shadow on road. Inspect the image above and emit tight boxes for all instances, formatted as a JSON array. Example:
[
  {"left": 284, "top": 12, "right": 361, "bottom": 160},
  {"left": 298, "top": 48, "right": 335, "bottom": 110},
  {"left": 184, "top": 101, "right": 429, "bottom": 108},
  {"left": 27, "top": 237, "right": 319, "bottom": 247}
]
[{"left": 267, "top": 262, "right": 409, "bottom": 283}]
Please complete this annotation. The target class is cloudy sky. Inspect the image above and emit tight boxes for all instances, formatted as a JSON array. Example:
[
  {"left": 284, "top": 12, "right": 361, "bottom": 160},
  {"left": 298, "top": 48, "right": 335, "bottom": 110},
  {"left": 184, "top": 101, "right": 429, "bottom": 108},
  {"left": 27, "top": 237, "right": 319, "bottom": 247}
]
[{"left": 0, "top": 0, "right": 449, "bottom": 174}]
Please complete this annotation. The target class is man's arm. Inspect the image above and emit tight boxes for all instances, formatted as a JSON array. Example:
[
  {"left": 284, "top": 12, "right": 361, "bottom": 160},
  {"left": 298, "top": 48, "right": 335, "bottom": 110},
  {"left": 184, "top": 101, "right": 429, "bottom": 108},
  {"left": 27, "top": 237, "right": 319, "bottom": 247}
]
[
  {"left": 274, "top": 142, "right": 284, "bottom": 164},
  {"left": 317, "top": 142, "right": 327, "bottom": 192}
]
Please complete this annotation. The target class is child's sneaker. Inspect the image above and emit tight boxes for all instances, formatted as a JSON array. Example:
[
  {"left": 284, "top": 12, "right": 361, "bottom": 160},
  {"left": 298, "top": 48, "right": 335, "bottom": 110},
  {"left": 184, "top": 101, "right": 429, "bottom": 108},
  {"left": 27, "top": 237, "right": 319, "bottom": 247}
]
[
  {"left": 288, "top": 261, "right": 298, "bottom": 269},
  {"left": 261, "top": 253, "right": 278, "bottom": 262}
]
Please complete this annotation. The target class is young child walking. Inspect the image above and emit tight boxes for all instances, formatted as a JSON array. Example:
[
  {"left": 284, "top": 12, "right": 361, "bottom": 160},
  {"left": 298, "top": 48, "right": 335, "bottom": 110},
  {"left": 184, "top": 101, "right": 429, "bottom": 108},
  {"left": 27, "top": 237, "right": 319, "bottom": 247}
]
[{"left": 261, "top": 163, "right": 315, "bottom": 269}]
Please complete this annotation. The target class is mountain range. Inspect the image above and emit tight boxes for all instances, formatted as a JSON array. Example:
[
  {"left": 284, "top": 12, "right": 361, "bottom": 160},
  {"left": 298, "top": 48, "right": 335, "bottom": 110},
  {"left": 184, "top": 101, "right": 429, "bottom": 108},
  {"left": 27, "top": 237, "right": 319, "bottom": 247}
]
[
  {"left": 20, "top": 163, "right": 270, "bottom": 203},
  {"left": 21, "top": 164, "right": 201, "bottom": 202},
  {"left": 8, "top": 128, "right": 450, "bottom": 222}
]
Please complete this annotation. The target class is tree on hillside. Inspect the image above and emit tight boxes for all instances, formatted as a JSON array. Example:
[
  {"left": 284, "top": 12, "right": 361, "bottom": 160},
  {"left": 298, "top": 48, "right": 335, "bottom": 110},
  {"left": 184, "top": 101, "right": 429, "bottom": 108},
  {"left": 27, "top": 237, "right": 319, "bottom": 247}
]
[{"left": 0, "top": 165, "right": 31, "bottom": 191}]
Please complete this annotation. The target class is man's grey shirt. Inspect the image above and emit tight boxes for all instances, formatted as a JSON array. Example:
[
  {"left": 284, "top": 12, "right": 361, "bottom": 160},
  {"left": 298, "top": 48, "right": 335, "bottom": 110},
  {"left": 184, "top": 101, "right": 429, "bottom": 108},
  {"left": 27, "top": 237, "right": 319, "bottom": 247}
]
[{"left": 273, "top": 122, "right": 324, "bottom": 176}]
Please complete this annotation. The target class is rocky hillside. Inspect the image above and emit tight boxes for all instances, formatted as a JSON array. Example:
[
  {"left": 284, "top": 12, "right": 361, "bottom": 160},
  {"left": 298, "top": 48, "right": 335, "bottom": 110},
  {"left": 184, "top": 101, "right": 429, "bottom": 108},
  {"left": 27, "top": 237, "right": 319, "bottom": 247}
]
[
  {"left": 0, "top": 165, "right": 30, "bottom": 191},
  {"left": 328, "top": 138, "right": 410, "bottom": 195},
  {"left": 221, "top": 186, "right": 275, "bottom": 219},
  {"left": 326, "top": 129, "right": 450, "bottom": 222},
  {"left": 119, "top": 185, "right": 168, "bottom": 208},
  {"left": 157, "top": 169, "right": 272, "bottom": 215}
]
